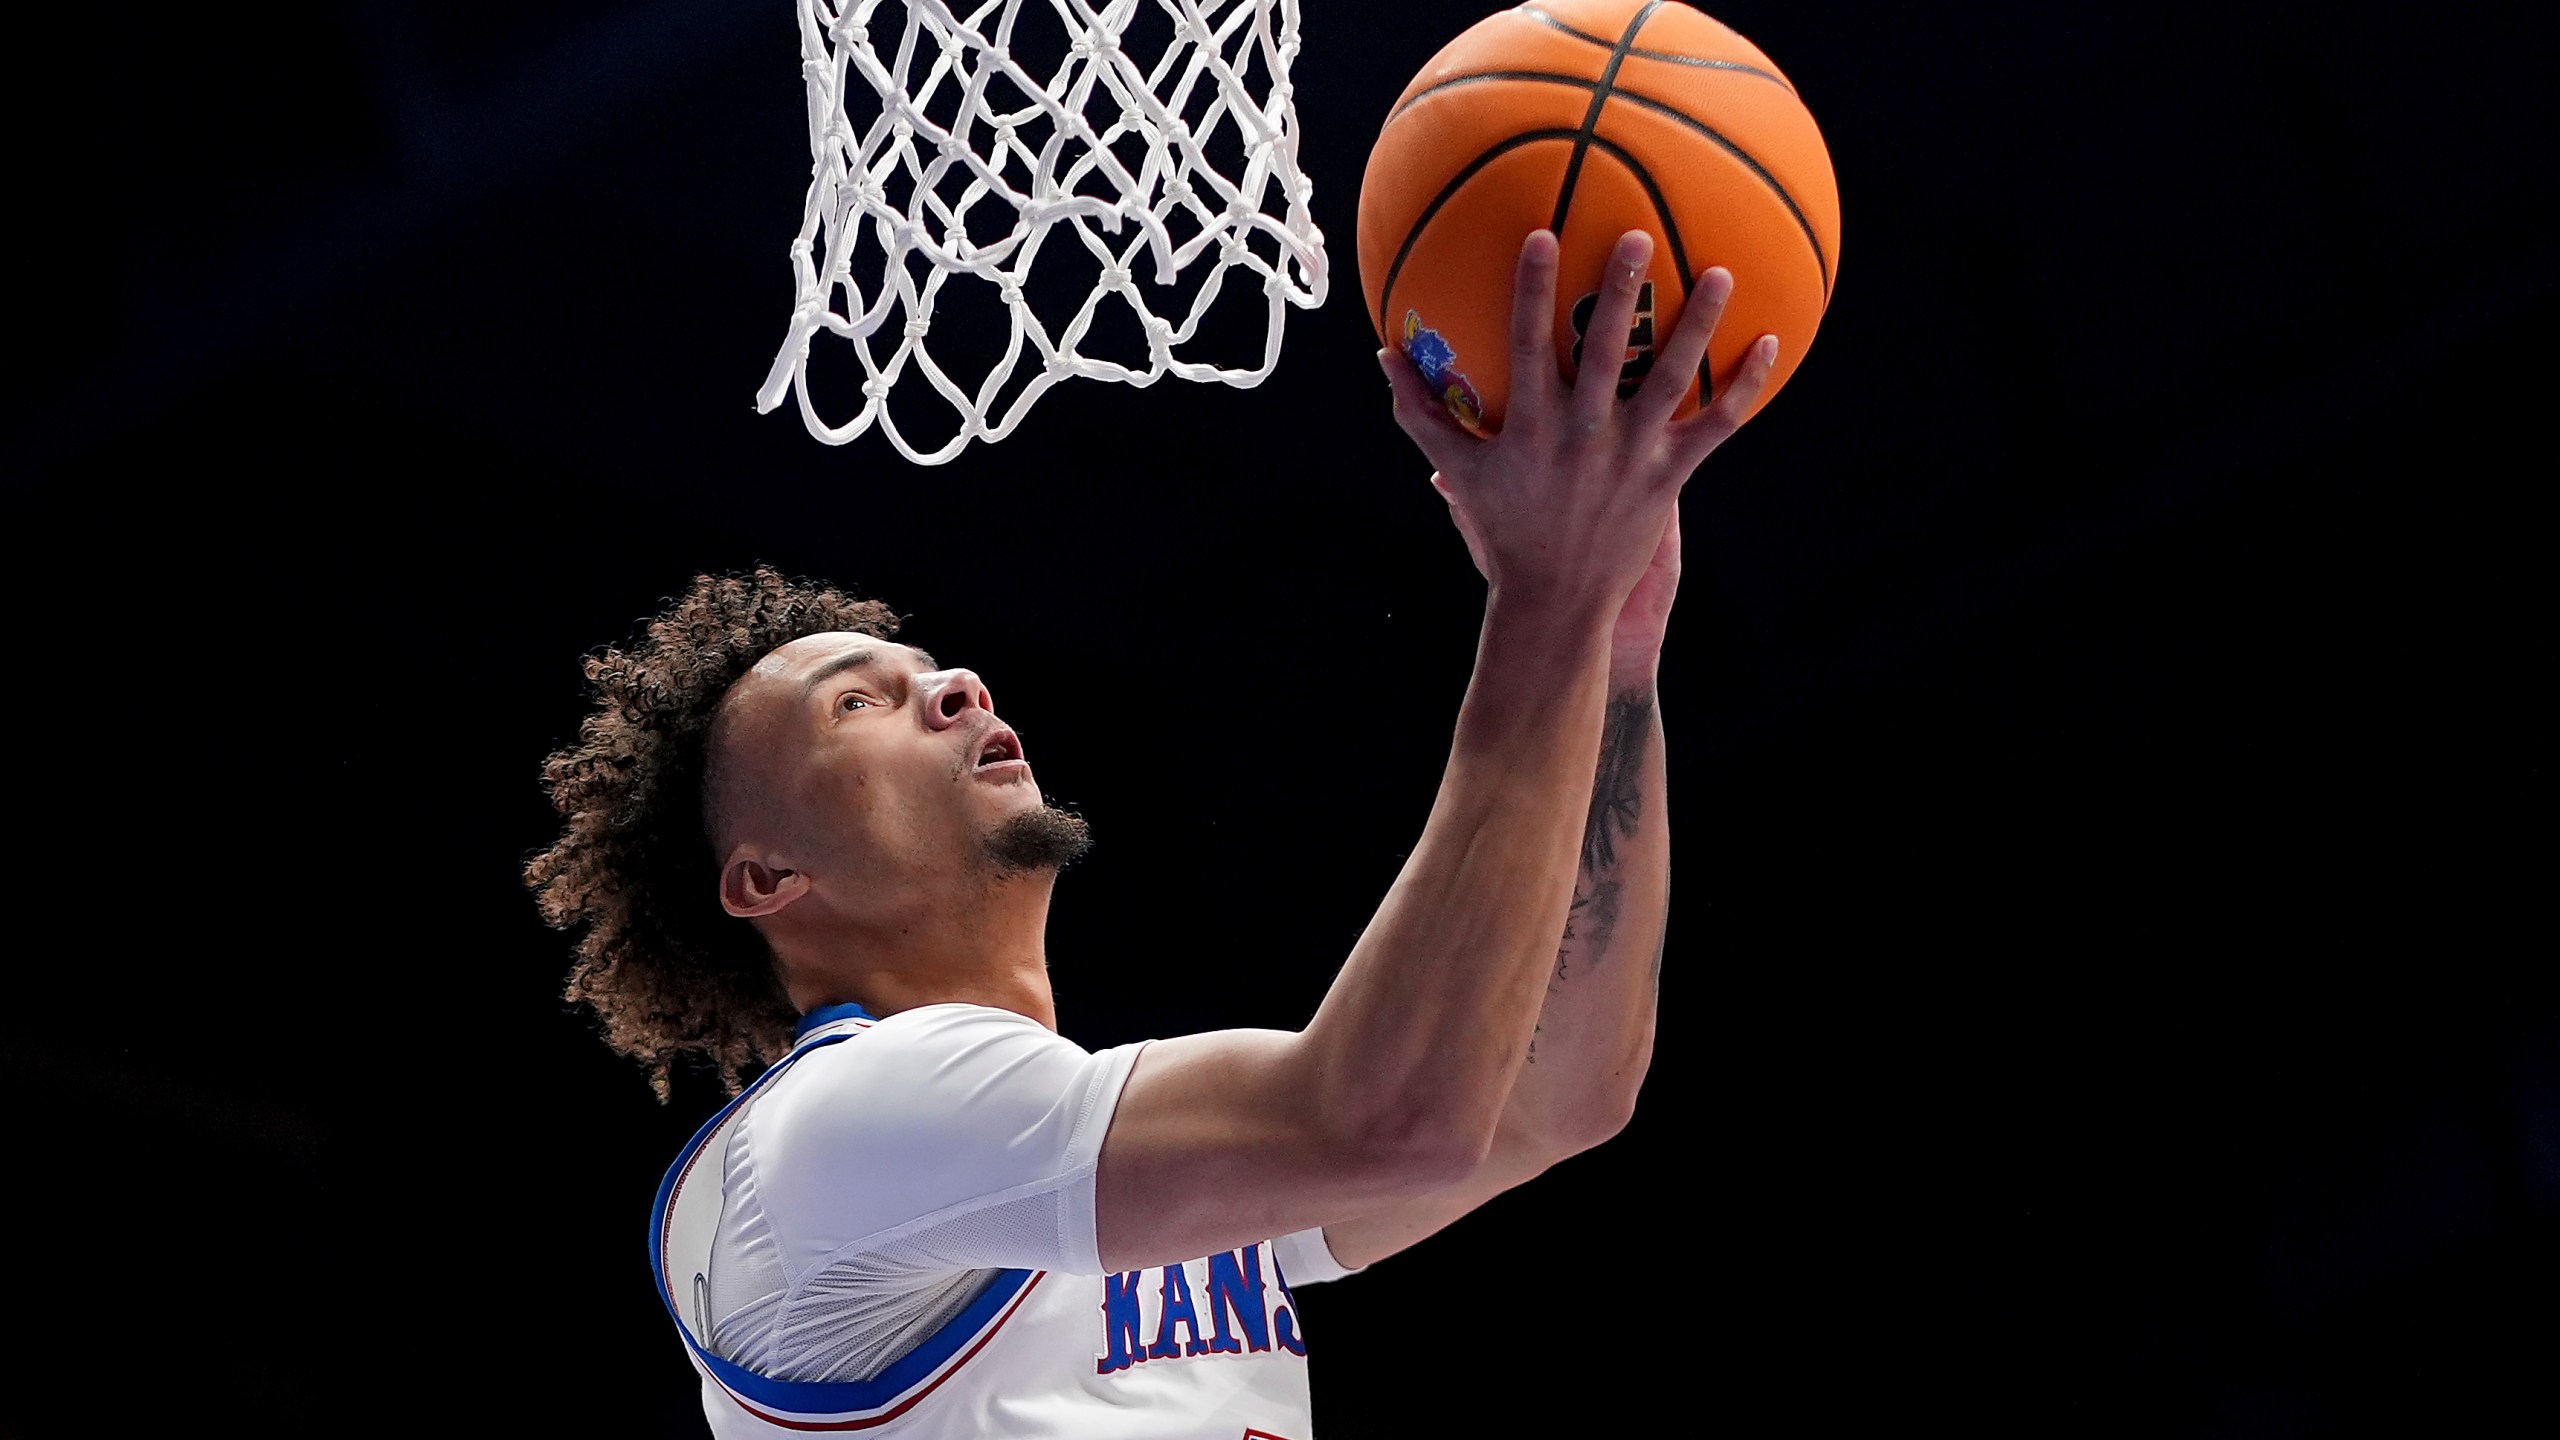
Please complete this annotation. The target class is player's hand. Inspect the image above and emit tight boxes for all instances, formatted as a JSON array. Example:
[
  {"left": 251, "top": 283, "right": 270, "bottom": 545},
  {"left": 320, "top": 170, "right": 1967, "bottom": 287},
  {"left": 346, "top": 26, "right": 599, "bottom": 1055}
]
[{"left": 1382, "top": 228, "right": 1776, "bottom": 612}]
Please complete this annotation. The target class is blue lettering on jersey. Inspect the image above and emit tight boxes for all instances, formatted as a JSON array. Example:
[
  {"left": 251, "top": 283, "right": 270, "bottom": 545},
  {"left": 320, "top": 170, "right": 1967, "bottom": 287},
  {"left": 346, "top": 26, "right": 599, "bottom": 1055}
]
[
  {"left": 1271, "top": 1250, "right": 1307, "bottom": 1358},
  {"left": 1096, "top": 1243, "right": 1305, "bottom": 1375},
  {"left": 1148, "top": 1261, "right": 1209, "bottom": 1359},
  {"left": 1202, "top": 1246, "right": 1269, "bottom": 1354},
  {"left": 1097, "top": 1270, "right": 1148, "bottom": 1374}
]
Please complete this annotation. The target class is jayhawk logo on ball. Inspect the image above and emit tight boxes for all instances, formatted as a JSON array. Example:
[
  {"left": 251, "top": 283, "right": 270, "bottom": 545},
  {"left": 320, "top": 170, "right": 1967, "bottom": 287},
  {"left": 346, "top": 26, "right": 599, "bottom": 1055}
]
[{"left": 1402, "top": 310, "right": 1488, "bottom": 432}]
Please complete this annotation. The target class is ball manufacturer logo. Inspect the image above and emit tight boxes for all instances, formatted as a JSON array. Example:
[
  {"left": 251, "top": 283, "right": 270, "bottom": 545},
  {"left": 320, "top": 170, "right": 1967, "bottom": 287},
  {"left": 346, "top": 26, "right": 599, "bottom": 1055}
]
[
  {"left": 1570, "top": 281, "right": 1658, "bottom": 398},
  {"left": 1570, "top": 280, "right": 1717, "bottom": 404}
]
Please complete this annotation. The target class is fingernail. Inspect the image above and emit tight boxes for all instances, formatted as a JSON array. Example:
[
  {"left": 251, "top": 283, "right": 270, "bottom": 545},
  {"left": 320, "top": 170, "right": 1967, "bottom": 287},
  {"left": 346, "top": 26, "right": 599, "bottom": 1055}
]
[{"left": 1758, "top": 334, "right": 1780, "bottom": 363}]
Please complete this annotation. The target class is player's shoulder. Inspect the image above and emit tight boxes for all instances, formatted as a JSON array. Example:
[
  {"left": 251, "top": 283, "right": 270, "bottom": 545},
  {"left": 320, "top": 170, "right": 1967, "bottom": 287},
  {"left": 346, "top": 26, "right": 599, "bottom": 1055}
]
[
  {"left": 809, "top": 1000, "right": 1081, "bottom": 1062},
  {"left": 753, "top": 1003, "right": 1095, "bottom": 1135},
  {"left": 742, "top": 1002, "right": 1134, "bottom": 1227}
]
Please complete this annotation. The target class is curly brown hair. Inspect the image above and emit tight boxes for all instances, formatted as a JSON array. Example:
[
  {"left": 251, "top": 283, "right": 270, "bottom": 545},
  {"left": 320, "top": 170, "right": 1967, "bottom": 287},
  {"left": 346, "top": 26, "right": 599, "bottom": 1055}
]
[{"left": 525, "top": 566, "right": 901, "bottom": 1098}]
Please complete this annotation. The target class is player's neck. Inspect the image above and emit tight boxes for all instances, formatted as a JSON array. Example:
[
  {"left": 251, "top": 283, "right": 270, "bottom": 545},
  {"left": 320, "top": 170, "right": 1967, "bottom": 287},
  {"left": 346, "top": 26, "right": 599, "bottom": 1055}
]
[{"left": 780, "top": 870, "right": 1060, "bottom": 1030}]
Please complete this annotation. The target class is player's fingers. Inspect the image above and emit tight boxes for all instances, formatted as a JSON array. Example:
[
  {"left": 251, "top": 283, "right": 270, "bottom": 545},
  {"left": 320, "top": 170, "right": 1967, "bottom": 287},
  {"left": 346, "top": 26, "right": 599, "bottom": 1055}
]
[
  {"left": 1627, "top": 266, "right": 1732, "bottom": 432},
  {"left": 1700, "top": 332, "right": 1780, "bottom": 432},
  {"left": 1568, "top": 230, "right": 1654, "bottom": 430},
  {"left": 1379, "top": 346, "right": 1476, "bottom": 468},
  {"left": 1667, "top": 333, "right": 1778, "bottom": 470},
  {"left": 1505, "top": 230, "right": 1563, "bottom": 421}
]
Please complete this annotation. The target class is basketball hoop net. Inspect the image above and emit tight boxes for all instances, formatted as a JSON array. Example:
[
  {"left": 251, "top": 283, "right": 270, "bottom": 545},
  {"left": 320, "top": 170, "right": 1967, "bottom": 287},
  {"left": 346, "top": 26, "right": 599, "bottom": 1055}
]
[{"left": 754, "top": 0, "right": 1328, "bottom": 464}]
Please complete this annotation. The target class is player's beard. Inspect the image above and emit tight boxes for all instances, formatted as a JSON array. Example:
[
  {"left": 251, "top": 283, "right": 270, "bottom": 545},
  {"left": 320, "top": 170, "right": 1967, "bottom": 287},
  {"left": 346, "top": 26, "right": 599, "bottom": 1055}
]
[{"left": 982, "top": 801, "right": 1092, "bottom": 877}]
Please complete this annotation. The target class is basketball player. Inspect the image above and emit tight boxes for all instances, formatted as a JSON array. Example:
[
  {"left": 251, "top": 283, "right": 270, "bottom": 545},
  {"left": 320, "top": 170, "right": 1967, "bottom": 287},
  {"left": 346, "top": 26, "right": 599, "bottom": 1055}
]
[{"left": 527, "top": 230, "right": 1778, "bottom": 1436}]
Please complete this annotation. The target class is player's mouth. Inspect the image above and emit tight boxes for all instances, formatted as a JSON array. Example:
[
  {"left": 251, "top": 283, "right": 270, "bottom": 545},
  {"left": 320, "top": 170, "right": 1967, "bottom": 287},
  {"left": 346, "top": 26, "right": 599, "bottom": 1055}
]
[{"left": 972, "top": 726, "right": 1028, "bottom": 777}]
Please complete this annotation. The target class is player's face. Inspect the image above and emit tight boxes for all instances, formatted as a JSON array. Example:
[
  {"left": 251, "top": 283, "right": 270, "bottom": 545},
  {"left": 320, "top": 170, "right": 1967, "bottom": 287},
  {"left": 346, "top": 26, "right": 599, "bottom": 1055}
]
[{"left": 745, "top": 633, "right": 1046, "bottom": 887}]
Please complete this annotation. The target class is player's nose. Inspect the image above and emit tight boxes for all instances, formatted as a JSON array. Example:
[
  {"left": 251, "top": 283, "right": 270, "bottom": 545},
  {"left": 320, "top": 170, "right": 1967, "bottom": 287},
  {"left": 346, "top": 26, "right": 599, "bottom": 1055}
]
[{"left": 918, "top": 668, "right": 995, "bottom": 728}]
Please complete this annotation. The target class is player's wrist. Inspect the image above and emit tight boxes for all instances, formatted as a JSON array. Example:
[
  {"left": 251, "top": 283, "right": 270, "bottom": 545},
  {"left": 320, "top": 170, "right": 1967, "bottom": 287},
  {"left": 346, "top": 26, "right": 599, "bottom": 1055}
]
[
  {"left": 1482, "top": 576, "right": 1625, "bottom": 636},
  {"left": 1606, "top": 631, "right": 1664, "bottom": 687}
]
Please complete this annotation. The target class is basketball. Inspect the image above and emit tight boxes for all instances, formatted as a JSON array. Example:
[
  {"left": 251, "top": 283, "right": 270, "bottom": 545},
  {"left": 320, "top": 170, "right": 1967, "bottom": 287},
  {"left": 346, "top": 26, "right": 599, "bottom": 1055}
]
[{"left": 1357, "top": 0, "right": 1840, "bottom": 435}]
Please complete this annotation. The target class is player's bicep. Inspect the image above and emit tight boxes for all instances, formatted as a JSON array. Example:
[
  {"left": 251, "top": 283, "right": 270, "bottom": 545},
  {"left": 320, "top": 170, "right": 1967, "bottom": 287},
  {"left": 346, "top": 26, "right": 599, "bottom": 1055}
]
[{"left": 1092, "top": 1028, "right": 1437, "bottom": 1273}]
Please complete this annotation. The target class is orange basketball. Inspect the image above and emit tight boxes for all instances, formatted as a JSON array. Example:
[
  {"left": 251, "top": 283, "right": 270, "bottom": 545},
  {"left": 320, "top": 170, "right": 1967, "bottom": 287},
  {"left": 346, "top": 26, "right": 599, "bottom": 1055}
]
[{"left": 1357, "top": 0, "right": 1840, "bottom": 435}]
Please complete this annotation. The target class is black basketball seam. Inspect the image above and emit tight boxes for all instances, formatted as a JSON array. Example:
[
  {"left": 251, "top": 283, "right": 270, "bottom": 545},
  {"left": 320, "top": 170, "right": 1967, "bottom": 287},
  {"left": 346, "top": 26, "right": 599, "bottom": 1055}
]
[
  {"left": 1604, "top": 87, "right": 1832, "bottom": 298},
  {"left": 1386, "top": 70, "right": 1602, "bottom": 127},
  {"left": 1589, "top": 134, "right": 1693, "bottom": 312},
  {"left": 1510, "top": 4, "right": 1795, "bottom": 92},
  {"left": 1377, "top": 129, "right": 1585, "bottom": 336},
  {"left": 1384, "top": 70, "right": 1832, "bottom": 299},
  {"left": 1550, "top": 2, "right": 1664, "bottom": 237},
  {"left": 1589, "top": 134, "right": 1703, "bottom": 402}
]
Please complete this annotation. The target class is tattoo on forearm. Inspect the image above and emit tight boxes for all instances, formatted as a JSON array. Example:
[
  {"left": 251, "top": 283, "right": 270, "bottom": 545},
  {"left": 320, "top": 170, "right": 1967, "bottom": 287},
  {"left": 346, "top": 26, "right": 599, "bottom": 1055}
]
[
  {"left": 1550, "top": 691, "right": 1655, "bottom": 987},
  {"left": 1555, "top": 880, "right": 1625, "bottom": 989},
  {"left": 1580, "top": 693, "right": 1654, "bottom": 877}
]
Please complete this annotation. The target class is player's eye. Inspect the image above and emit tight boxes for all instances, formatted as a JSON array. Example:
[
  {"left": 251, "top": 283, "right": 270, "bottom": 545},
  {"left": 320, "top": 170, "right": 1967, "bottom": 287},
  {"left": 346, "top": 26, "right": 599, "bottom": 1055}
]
[{"left": 839, "top": 693, "right": 871, "bottom": 712}]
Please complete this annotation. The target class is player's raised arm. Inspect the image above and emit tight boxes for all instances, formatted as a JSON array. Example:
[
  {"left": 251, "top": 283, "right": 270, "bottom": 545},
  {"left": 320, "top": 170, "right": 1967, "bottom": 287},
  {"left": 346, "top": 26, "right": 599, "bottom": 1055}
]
[
  {"left": 1315, "top": 257, "right": 1778, "bottom": 1268},
  {"left": 1093, "top": 230, "right": 1770, "bottom": 1272}
]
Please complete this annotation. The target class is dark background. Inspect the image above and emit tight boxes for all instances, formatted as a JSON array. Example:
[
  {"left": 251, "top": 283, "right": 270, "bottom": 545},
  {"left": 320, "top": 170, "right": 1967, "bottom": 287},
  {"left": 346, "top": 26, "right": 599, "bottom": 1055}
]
[{"left": 8, "top": 1, "right": 2553, "bottom": 1435}]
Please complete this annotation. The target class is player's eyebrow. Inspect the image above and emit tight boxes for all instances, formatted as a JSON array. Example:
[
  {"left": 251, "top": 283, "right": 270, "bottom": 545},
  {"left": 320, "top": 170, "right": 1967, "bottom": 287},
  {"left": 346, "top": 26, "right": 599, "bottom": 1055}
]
[{"left": 799, "top": 645, "right": 939, "bottom": 699}]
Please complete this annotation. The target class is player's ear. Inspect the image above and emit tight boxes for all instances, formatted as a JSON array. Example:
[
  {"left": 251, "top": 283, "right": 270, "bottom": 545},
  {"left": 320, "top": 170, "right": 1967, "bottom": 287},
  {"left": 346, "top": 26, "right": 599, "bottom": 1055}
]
[{"left": 721, "top": 850, "right": 809, "bottom": 918}]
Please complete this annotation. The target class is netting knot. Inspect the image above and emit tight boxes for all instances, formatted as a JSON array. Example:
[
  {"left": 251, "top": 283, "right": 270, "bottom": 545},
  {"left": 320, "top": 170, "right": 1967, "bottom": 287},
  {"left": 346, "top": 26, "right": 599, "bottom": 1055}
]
[
  {"left": 1102, "top": 265, "right": 1132, "bottom": 292},
  {"left": 862, "top": 376, "right": 891, "bottom": 398},
  {"left": 904, "top": 317, "right": 932, "bottom": 338}
]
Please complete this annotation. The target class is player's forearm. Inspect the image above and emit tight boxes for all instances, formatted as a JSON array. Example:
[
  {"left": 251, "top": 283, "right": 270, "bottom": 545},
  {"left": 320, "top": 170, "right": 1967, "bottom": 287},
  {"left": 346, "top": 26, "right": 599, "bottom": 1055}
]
[
  {"left": 1296, "top": 586, "right": 1619, "bottom": 1179},
  {"left": 1506, "top": 670, "right": 1667, "bottom": 1154},
  {"left": 1306, "top": 669, "right": 1665, "bottom": 1272}
]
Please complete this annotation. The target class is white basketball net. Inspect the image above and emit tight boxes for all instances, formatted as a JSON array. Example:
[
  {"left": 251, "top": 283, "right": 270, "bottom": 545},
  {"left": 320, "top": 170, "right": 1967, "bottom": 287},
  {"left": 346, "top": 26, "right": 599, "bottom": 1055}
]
[{"left": 755, "top": 0, "right": 1329, "bottom": 464}]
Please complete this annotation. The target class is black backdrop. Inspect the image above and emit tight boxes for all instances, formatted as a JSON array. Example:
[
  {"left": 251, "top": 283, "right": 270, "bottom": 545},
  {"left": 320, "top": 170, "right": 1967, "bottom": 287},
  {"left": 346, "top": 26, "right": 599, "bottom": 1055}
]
[{"left": 9, "top": 2, "right": 2554, "bottom": 1435}]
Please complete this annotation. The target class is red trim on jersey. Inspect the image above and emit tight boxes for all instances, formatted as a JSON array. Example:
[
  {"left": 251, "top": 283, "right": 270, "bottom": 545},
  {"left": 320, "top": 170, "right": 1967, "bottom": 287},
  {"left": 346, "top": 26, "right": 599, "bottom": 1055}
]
[{"left": 714, "top": 1271, "right": 1048, "bottom": 1431}]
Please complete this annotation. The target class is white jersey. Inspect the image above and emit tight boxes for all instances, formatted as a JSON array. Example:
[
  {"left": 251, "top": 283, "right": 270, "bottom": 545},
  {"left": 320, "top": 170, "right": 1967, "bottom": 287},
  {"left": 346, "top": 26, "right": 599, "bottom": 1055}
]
[{"left": 653, "top": 1002, "right": 1356, "bottom": 1438}]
